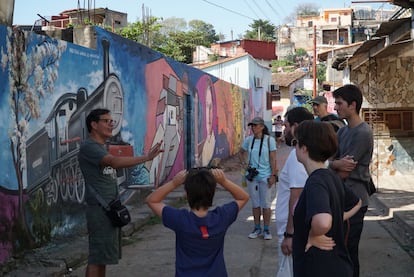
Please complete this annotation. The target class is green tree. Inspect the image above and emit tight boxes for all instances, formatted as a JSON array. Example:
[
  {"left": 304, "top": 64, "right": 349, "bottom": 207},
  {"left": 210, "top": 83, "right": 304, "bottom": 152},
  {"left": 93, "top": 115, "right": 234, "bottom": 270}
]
[
  {"left": 159, "top": 17, "right": 187, "bottom": 35},
  {"left": 296, "top": 3, "right": 320, "bottom": 16},
  {"left": 188, "top": 19, "right": 219, "bottom": 44},
  {"left": 119, "top": 15, "right": 219, "bottom": 63},
  {"left": 317, "top": 63, "right": 327, "bottom": 84},
  {"left": 157, "top": 19, "right": 219, "bottom": 63},
  {"left": 284, "top": 3, "right": 320, "bottom": 24},
  {"left": 244, "top": 19, "right": 276, "bottom": 41},
  {"left": 118, "top": 16, "right": 163, "bottom": 47}
]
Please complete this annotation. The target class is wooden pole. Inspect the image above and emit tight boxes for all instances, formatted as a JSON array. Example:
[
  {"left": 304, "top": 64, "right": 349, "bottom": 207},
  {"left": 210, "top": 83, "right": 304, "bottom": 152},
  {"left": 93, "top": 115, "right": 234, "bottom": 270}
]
[{"left": 313, "top": 25, "right": 317, "bottom": 98}]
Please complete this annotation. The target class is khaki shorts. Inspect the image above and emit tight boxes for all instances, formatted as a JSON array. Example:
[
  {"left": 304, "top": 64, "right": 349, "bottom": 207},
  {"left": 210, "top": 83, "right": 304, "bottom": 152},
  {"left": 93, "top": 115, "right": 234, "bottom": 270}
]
[
  {"left": 86, "top": 205, "right": 121, "bottom": 265},
  {"left": 247, "top": 178, "right": 274, "bottom": 208}
]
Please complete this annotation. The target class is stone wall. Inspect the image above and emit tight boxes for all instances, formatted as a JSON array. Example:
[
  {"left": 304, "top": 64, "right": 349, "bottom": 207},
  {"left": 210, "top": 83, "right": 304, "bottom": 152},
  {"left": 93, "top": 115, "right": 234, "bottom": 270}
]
[
  {"left": 353, "top": 56, "right": 414, "bottom": 108},
  {"left": 352, "top": 55, "right": 414, "bottom": 178}
]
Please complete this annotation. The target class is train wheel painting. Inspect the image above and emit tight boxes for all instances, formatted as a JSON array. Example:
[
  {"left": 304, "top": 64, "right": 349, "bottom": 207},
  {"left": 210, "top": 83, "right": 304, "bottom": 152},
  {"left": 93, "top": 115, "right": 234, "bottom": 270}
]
[
  {"left": 67, "top": 166, "right": 76, "bottom": 201},
  {"left": 103, "top": 74, "right": 123, "bottom": 136},
  {"left": 35, "top": 188, "right": 45, "bottom": 208},
  {"left": 59, "top": 167, "right": 69, "bottom": 201},
  {"left": 45, "top": 178, "right": 58, "bottom": 206},
  {"left": 74, "top": 166, "right": 85, "bottom": 203}
]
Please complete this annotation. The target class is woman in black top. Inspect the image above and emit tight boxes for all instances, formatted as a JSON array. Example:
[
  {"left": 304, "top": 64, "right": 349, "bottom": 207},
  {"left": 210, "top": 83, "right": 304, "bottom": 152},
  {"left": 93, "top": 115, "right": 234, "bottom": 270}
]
[{"left": 291, "top": 121, "right": 361, "bottom": 277}]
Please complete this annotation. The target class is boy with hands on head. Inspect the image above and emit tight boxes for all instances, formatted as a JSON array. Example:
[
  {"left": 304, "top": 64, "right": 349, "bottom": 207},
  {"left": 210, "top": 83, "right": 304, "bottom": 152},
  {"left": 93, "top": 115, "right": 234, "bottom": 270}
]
[{"left": 146, "top": 168, "right": 249, "bottom": 277}]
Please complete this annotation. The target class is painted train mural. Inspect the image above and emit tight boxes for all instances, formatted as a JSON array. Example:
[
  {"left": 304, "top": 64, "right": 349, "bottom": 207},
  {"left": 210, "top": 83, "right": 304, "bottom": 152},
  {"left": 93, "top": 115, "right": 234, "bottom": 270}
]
[{"left": 0, "top": 25, "right": 266, "bottom": 265}]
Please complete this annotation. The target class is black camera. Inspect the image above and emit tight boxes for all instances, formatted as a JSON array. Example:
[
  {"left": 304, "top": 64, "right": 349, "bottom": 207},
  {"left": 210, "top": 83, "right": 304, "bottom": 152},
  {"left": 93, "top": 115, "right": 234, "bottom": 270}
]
[{"left": 246, "top": 166, "right": 259, "bottom": 181}]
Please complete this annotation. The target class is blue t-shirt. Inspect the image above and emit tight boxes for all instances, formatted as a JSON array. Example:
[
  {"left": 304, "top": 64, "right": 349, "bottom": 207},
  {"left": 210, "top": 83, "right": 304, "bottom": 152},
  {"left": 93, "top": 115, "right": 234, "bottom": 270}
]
[
  {"left": 241, "top": 135, "right": 277, "bottom": 180},
  {"left": 162, "top": 202, "right": 239, "bottom": 277}
]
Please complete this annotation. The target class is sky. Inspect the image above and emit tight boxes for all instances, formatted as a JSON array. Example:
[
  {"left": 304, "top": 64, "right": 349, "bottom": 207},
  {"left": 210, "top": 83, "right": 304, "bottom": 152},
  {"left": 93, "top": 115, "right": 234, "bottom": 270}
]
[{"left": 13, "top": 0, "right": 396, "bottom": 40}]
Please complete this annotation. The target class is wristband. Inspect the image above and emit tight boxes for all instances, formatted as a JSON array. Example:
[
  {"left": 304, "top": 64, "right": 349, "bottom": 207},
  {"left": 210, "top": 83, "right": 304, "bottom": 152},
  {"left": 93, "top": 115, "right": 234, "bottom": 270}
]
[{"left": 283, "top": 231, "right": 294, "bottom": 238}]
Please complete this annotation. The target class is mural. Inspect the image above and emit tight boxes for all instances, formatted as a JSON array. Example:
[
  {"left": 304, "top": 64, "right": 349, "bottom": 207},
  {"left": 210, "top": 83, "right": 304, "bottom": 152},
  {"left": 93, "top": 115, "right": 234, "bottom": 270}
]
[{"left": 0, "top": 25, "right": 262, "bottom": 265}]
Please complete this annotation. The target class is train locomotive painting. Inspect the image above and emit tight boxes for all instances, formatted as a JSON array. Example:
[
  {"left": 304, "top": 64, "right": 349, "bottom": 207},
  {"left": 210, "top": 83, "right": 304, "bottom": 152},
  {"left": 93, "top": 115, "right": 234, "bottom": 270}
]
[{"left": 25, "top": 38, "right": 130, "bottom": 206}]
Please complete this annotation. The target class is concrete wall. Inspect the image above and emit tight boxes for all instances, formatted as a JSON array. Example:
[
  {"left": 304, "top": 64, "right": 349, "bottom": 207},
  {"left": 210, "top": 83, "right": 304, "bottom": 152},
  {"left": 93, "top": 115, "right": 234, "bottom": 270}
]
[{"left": 202, "top": 55, "right": 272, "bottom": 129}]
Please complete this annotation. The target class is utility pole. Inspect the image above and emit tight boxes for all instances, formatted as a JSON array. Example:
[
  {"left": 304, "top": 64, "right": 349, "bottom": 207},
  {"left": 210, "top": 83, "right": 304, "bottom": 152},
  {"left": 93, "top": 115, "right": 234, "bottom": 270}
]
[{"left": 313, "top": 25, "right": 317, "bottom": 98}]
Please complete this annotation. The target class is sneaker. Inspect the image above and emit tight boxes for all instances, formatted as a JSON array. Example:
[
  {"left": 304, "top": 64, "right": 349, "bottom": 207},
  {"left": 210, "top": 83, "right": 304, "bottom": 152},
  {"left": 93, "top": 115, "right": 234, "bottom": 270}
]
[
  {"left": 263, "top": 230, "right": 272, "bottom": 240},
  {"left": 248, "top": 228, "right": 262, "bottom": 239}
]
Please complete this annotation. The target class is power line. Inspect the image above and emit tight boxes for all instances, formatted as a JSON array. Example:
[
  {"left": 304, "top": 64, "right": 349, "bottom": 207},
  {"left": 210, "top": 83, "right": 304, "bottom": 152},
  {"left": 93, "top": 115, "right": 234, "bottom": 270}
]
[
  {"left": 200, "top": 0, "right": 256, "bottom": 21},
  {"left": 243, "top": 0, "right": 261, "bottom": 20},
  {"left": 252, "top": 0, "right": 272, "bottom": 22},
  {"left": 264, "top": 0, "right": 281, "bottom": 19}
]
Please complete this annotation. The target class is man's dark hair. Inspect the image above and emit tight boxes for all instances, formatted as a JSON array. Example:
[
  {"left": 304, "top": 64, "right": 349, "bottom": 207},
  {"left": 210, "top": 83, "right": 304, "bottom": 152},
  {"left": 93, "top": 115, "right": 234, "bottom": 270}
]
[
  {"left": 86, "top": 108, "right": 111, "bottom": 133},
  {"left": 333, "top": 84, "right": 363, "bottom": 113},
  {"left": 184, "top": 168, "right": 217, "bottom": 210},
  {"left": 285, "top": 106, "right": 314, "bottom": 126},
  {"left": 295, "top": 121, "right": 338, "bottom": 162}
]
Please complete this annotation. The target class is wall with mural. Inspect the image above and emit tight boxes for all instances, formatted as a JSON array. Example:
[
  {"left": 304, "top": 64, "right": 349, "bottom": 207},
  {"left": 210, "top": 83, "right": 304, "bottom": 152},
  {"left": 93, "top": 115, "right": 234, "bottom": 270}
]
[{"left": 0, "top": 25, "right": 260, "bottom": 265}]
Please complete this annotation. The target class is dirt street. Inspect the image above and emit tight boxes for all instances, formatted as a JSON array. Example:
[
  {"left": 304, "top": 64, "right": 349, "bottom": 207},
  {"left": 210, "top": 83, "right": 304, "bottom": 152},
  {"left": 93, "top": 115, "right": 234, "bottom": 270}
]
[
  {"left": 69, "top": 144, "right": 414, "bottom": 276},
  {"left": 70, "top": 183, "right": 414, "bottom": 276}
]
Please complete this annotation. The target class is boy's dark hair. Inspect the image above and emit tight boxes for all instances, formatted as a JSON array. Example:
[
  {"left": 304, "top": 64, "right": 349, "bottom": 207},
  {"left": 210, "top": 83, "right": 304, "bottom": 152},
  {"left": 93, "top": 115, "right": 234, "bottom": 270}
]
[
  {"left": 333, "top": 84, "right": 363, "bottom": 113},
  {"left": 285, "top": 106, "right": 314, "bottom": 126},
  {"left": 184, "top": 168, "right": 217, "bottom": 210},
  {"left": 295, "top": 121, "right": 338, "bottom": 162},
  {"left": 86, "top": 108, "right": 111, "bottom": 133}
]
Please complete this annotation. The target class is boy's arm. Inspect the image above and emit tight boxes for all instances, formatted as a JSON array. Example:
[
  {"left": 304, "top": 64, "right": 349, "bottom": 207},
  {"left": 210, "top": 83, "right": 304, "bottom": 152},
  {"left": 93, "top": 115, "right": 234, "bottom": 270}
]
[
  {"left": 211, "top": 169, "right": 249, "bottom": 210},
  {"left": 344, "top": 199, "right": 362, "bottom": 220},
  {"left": 145, "top": 170, "right": 187, "bottom": 217}
]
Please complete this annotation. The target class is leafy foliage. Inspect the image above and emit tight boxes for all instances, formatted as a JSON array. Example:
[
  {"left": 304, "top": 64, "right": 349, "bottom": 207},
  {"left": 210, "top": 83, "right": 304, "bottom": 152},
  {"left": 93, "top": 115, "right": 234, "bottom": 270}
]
[
  {"left": 118, "top": 16, "right": 163, "bottom": 47},
  {"left": 296, "top": 3, "right": 320, "bottom": 16},
  {"left": 118, "top": 16, "right": 219, "bottom": 63},
  {"left": 244, "top": 19, "right": 276, "bottom": 41}
]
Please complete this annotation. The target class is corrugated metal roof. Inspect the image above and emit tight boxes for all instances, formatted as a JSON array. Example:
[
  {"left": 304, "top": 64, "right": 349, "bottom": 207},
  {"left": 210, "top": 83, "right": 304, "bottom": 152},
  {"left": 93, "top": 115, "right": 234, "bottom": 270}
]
[
  {"left": 272, "top": 71, "right": 307, "bottom": 87},
  {"left": 374, "top": 18, "right": 410, "bottom": 37},
  {"left": 348, "top": 16, "right": 411, "bottom": 67}
]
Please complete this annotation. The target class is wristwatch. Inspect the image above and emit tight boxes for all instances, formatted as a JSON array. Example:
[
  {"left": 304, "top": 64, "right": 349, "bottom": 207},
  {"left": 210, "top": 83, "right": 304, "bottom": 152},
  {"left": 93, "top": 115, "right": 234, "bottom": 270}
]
[{"left": 283, "top": 231, "right": 294, "bottom": 238}]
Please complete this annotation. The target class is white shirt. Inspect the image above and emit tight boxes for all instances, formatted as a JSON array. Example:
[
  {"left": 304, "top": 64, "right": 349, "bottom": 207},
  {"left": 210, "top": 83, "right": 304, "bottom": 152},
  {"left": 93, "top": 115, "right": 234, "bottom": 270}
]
[{"left": 275, "top": 148, "right": 308, "bottom": 235}]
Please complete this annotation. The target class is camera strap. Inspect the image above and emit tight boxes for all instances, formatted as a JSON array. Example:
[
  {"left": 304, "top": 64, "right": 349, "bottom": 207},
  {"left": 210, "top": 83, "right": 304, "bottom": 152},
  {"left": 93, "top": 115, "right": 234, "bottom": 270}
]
[
  {"left": 86, "top": 184, "right": 111, "bottom": 211},
  {"left": 249, "top": 135, "right": 265, "bottom": 167}
]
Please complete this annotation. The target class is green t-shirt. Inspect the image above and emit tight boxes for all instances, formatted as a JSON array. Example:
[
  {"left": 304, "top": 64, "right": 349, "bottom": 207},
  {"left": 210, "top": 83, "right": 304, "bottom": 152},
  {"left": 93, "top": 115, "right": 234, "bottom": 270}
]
[{"left": 78, "top": 138, "right": 118, "bottom": 205}]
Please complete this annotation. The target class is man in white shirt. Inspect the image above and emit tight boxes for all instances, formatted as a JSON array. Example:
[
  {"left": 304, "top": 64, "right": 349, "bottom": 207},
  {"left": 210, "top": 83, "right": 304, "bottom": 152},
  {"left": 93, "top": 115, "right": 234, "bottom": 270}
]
[{"left": 275, "top": 107, "right": 313, "bottom": 276}]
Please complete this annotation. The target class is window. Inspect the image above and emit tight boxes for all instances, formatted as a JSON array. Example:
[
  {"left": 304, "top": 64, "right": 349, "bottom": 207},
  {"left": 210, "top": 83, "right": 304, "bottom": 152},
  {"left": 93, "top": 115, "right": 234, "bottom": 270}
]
[
  {"left": 270, "top": 85, "right": 280, "bottom": 101},
  {"left": 363, "top": 109, "right": 414, "bottom": 136}
]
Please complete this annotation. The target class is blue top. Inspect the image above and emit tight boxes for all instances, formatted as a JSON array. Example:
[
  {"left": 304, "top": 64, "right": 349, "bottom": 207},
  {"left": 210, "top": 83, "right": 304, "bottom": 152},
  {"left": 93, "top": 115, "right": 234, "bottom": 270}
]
[
  {"left": 162, "top": 202, "right": 239, "bottom": 277},
  {"left": 241, "top": 134, "right": 277, "bottom": 180}
]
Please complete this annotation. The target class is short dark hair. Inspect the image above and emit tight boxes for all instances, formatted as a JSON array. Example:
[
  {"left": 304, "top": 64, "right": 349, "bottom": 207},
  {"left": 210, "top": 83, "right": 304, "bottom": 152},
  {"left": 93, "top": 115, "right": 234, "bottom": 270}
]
[
  {"left": 184, "top": 168, "right": 217, "bottom": 210},
  {"left": 333, "top": 84, "right": 363, "bottom": 113},
  {"left": 295, "top": 121, "right": 338, "bottom": 162},
  {"left": 285, "top": 106, "right": 314, "bottom": 126},
  {"left": 86, "top": 108, "right": 111, "bottom": 133}
]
